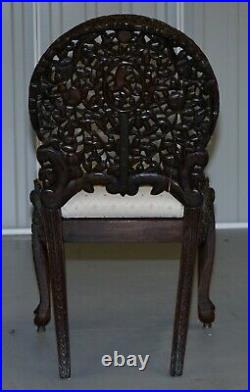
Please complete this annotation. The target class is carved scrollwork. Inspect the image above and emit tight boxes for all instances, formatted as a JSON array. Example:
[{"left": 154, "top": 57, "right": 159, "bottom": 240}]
[{"left": 29, "top": 15, "right": 219, "bottom": 207}]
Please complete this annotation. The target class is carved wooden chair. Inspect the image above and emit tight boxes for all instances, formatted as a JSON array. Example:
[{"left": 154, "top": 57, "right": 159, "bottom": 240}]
[{"left": 29, "top": 15, "right": 219, "bottom": 379}]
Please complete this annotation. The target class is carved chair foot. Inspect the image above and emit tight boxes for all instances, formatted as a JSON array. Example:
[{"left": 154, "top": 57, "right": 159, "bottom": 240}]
[
  {"left": 33, "top": 303, "right": 51, "bottom": 328},
  {"left": 198, "top": 298, "right": 215, "bottom": 326},
  {"left": 202, "top": 322, "right": 212, "bottom": 329},
  {"left": 37, "top": 325, "right": 46, "bottom": 333}
]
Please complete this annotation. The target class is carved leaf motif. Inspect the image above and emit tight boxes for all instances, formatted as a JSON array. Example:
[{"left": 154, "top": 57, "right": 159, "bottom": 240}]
[{"left": 29, "top": 15, "right": 219, "bottom": 204}]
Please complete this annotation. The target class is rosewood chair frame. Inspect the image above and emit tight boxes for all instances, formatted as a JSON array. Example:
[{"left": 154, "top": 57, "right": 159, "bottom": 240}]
[{"left": 29, "top": 15, "right": 219, "bottom": 379}]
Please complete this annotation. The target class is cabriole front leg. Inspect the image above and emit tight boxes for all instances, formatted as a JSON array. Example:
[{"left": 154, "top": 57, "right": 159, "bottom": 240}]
[
  {"left": 198, "top": 186, "right": 216, "bottom": 327},
  {"left": 30, "top": 182, "right": 51, "bottom": 330}
]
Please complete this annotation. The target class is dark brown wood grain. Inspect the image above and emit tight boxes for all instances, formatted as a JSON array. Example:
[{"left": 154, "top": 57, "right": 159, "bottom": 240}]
[{"left": 63, "top": 218, "right": 183, "bottom": 243}]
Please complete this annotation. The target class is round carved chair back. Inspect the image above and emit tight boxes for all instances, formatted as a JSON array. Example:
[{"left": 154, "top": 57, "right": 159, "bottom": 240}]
[{"left": 29, "top": 15, "right": 219, "bottom": 208}]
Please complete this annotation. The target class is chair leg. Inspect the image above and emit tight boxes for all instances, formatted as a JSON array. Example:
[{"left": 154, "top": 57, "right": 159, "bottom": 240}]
[
  {"left": 30, "top": 183, "right": 51, "bottom": 330},
  {"left": 170, "top": 207, "right": 200, "bottom": 376},
  {"left": 44, "top": 208, "right": 71, "bottom": 379},
  {"left": 198, "top": 188, "right": 216, "bottom": 327}
]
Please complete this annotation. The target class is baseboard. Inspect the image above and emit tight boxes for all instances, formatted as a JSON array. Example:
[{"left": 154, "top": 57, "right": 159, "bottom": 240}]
[
  {"left": 2, "top": 228, "right": 32, "bottom": 235},
  {"left": 2, "top": 222, "right": 248, "bottom": 235},
  {"left": 215, "top": 222, "right": 248, "bottom": 229}
]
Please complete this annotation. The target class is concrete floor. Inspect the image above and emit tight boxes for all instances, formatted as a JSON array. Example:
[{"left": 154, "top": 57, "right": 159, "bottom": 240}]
[{"left": 2, "top": 229, "right": 248, "bottom": 390}]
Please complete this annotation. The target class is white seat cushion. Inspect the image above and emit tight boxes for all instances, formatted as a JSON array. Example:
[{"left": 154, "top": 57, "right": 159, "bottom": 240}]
[{"left": 62, "top": 187, "right": 184, "bottom": 218}]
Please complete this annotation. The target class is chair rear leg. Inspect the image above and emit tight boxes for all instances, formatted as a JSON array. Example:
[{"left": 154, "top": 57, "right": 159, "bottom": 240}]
[
  {"left": 44, "top": 208, "right": 71, "bottom": 379},
  {"left": 170, "top": 207, "right": 200, "bottom": 376},
  {"left": 198, "top": 188, "right": 216, "bottom": 327},
  {"left": 30, "top": 183, "right": 51, "bottom": 330}
]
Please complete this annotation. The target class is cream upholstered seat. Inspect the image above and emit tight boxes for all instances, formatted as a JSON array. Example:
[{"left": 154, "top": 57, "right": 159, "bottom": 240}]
[{"left": 62, "top": 187, "right": 184, "bottom": 218}]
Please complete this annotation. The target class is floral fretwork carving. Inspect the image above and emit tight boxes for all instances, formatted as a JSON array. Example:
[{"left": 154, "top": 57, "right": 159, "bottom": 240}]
[{"left": 29, "top": 15, "right": 219, "bottom": 208}]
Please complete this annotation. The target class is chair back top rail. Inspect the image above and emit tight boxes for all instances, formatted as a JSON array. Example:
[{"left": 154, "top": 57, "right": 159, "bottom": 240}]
[{"left": 29, "top": 14, "right": 219, "bottom": 208}]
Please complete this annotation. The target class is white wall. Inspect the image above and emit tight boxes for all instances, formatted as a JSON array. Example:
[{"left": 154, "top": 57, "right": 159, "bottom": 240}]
[
  {"left": 184, "top": 2, "right": 248, "bottom": 224},
  {"left": 2, "top": 2, "right": 248, "bottom": 230}
]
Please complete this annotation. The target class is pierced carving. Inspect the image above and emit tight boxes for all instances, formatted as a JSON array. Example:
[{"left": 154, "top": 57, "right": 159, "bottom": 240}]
[{"left": 29, "top": 15, "right": 219, "bottom": 206}]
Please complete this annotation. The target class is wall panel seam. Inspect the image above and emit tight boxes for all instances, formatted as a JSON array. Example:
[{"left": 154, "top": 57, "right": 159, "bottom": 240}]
[
  {"left": 22, "top": 3, "right": 29, "bottom": 227},
  {"left": 11, "top": 3, "right": 18, "bottom": 227},
  {"left": 32, "top": 2, "right": 42, "bottom": 175},
  {"left": 32, "top": 2, "right": 41, "bottom": 65},
  {"left": 236, "top": 4, "right": 240, "bottom": 221},
  {"left": 176, "top": 2, "right": 184, "bottom": 31}
]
